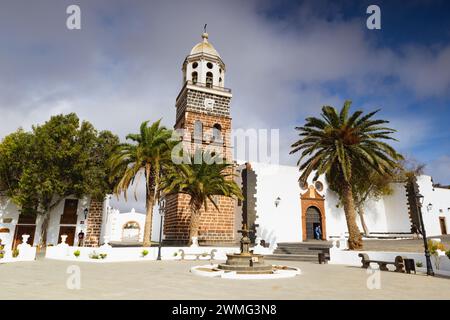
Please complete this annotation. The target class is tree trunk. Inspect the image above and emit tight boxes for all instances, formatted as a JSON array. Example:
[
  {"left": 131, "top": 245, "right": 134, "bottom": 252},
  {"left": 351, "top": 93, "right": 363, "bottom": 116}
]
[
  {"left": 38, "top": 213, "right": 50, "bottom": 249},
  {"left": 357, "top": 204, "right": 370, "bottom": 236},
  {"left": 142, "top": 196, "right": 154, "bottom": 247},
  {"left": 342, "top": 181, "right": 363, "bottom": 250},
  {"left": 38, "top": 198, "right": 63, "bottom": 249},
  {"left": 188, "top": 208, "right": 201, "bottom": 246},
  {"left": 142, "top": 163, "right": 155, "bottom": 247}
]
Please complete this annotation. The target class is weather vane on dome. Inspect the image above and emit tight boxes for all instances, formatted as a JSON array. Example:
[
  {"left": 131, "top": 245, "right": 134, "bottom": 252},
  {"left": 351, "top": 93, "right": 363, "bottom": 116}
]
[{"left": 203, "top": 24, "right": 207, "bottom": 33}]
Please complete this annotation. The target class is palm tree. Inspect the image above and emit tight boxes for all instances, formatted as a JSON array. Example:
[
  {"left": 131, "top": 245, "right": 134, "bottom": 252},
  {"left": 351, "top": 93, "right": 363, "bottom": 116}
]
[
  {"left": 329, "top": 163, "right": 396, "bottom": 236},
  {"left": 290, "top": 100, "right": 403, "bottom": 249},
  {"left": 161, "top": 150, "right": 243, "bottom": 245},
  {"left": 109, "top": 120, "right": 173, "bottom": 247}
]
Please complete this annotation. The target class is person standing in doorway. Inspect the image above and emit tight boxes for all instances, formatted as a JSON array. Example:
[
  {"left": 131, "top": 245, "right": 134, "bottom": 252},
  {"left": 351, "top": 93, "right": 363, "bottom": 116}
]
[
  {"left": 314, "top": 225, "right": 322, "bottom": 240},
  {"left": 77, "top": 230, "right": 85, "bottom": 247}
]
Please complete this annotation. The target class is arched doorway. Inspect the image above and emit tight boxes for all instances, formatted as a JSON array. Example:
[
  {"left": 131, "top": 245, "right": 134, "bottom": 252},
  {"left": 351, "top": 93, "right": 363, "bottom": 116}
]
[
  {"left": 122, "top": 221, "right": 140, "bottom": 241},
  {"left": 305, "top": 206, "right": 322, "bottom": 240},
  {"left": 300, "top": 185, "right": 326, "bottom": 241}
]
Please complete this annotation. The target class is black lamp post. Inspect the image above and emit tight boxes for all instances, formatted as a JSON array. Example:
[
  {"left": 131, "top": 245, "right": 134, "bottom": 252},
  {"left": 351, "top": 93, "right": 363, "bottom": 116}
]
[
  {"left": 157, "top": 197, "right": 166, "bottom": 261},
  {"left": 415, "top": 190, "right": 434, "bottom": 276}
]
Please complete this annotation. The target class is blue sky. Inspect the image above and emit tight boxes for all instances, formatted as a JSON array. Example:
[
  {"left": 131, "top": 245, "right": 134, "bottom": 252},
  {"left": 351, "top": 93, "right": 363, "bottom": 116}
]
[{"left": 0, "top": 0, "right": 449, "bottom": 211}]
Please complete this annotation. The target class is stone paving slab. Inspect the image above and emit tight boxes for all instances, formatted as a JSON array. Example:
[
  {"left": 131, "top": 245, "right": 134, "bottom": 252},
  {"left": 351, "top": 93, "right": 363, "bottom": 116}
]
[{"left": 0, "top": 259, "right": 449, "bottom": 299}]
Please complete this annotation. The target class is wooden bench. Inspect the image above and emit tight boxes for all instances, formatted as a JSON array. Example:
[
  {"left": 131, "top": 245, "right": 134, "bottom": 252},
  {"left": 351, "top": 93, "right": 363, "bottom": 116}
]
[
  {"left": 178, "top": 249, "right": 217, "bottom": 262},
  {"left": 358, "top": 253, "right": 406, "bottom": 272}
]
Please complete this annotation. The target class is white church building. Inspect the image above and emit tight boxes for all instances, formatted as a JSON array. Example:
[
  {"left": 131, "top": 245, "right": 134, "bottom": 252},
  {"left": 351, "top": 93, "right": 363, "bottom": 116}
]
[{"left": 98, "top": 162, "right": 450, "bottom": 249}]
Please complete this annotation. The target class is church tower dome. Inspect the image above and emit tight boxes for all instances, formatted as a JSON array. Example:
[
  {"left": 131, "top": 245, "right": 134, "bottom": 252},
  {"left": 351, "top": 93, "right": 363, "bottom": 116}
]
[
  {"left": 190, "top": 32, "right": 221, "bottom": 57},
  {"left": 182, "top": 32, "right": 226, "bottom": 89}
]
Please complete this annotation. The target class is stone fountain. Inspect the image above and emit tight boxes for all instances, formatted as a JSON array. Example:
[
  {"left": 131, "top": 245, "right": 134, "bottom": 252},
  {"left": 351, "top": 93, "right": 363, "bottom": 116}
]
[
  {"left": 217, "top": 223, "right": 273, "bottom": 274},
  {"left": 190, "top": 222, "right": 301, "bottom": 279}
]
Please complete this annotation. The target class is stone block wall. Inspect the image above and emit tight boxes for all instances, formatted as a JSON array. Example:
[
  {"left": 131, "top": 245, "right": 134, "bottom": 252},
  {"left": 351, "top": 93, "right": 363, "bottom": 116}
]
[
  {"left": 84, "top": 200, "right": 104, "bottom": 247},
  {"left": 163, "top": 193, "right": 236, "bottom": 245},
  {"left": 164, "top": 85, "right": 236, "bottom": 245},
  {"left": 177, "top": 112, "right": 233, "bottom": 161},
  {"left": 176, "top": 88, "right": 231, "bottom": 122}
]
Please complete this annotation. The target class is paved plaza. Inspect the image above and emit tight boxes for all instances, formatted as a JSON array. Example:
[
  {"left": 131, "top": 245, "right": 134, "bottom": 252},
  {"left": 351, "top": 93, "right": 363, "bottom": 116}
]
[{"left": 1, "top": 258, "right": 449, "bottom": 300}]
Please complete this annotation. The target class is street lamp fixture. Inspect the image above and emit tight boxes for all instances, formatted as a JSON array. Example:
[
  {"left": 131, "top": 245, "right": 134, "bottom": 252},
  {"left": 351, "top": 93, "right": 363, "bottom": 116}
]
[
  {"left": 274, "top": 197, "right": 281, "bottom": 208},
  {"left": 157, "top": 197, "right": 166, "bottom": 261},
  {"left": 415, "top": 190, "right": 434, "bottom": 276},
  {"left": 83, "top": 208, "right": 89, "bottom": 220},
  {"left": 417, "top": 193, "right": 424, "bottom": 205}
]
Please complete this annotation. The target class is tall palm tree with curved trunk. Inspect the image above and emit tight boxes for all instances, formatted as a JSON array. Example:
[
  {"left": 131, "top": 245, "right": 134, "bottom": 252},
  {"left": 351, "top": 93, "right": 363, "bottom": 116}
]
[
  {"left": 161, "top": 151, "right": 243, "bottom": 245},
  {"left": 109, "top": 120, "right": 173, "bottom": 247},
  {"left": 290, "top": 100, "right": 403, "bottom": 249}
]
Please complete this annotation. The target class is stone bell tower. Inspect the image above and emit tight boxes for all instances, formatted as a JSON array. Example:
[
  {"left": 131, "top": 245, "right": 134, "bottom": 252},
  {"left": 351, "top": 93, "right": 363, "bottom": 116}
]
[{"left": 163, "top": 32, "right": 236, "bottom": 245}]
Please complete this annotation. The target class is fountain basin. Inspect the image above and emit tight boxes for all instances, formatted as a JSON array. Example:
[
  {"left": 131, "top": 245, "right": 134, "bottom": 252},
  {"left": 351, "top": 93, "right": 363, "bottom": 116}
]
[
  {"left": 217, "top": 253, "right": 273, "bottom": 274},
  {"left": 191, "top": 264, "right": 301, "bottom": 280}
]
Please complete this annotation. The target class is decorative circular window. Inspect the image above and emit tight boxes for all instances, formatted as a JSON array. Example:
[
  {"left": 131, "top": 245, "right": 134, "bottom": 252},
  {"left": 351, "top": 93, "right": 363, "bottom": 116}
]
[
  {"left": 299, "top": 181, "right": 308, "bottom": 190},
  {"left": 192, "top": 62, "right": 198, "bottom": 69},
  {"left": 315, "top": 181, "right": 324, "bottom": 192},
  {"left": 207, "top": 62, "right": 213, "bottom": 69}
]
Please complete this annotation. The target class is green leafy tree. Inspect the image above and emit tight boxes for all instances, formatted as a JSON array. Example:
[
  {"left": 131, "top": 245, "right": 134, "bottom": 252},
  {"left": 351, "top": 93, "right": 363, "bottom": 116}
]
[
  {"left": 108, "top": 120, "right": 173, "bottom": 247},
  {"left": 161, "top": 150, "right": 243, "bottom": 245},
  {"left": 0, "top": 113, "right": 120, "bottom": 246},
  {"left": 290, "top": 100, "right": 403, "bottom": 249},
  {"left": 0, "top": 129, "right": 35, "bottom": 202}
]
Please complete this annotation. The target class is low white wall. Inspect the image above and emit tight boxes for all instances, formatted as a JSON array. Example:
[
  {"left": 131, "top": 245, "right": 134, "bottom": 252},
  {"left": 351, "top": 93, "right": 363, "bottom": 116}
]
[
  {"left": 45, "top": 245, "right": 241, "bottom": 263},
  {"left": 0, "top": 244, "right": 36, "bottom": 263},
  {"left": 329, "top": 245, "right": 450, "bottom": 277}
]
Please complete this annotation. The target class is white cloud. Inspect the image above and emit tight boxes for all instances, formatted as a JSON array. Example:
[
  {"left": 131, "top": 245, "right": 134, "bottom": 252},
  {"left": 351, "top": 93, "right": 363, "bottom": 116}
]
[{"left": 1, "top": 0, "right": 450, "bottom": 208}]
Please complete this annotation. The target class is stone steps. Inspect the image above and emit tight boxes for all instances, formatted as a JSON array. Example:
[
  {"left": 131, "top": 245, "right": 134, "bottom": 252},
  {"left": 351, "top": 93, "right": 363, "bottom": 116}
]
[
  {"left": 276, "top": 241, "right": 332, "bottom": 248},
  {"left": 266, "top": 254, "right": 319, "bottom": 262},
  {"left": 269, "top": 242, "right": 332, "bottom": 262},
  {"left": 273, "top": 247, "right": 325, "bottom": 255}
]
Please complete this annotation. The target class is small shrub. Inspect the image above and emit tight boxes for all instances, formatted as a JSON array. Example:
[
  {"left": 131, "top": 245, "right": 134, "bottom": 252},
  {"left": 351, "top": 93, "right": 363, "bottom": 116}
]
[
  {"left": 416, "top": 261, "right": 423, "bottom": 268},
  {"left": 99, "top": 253, "right": 107, "bottom": 259},
  {"left": 428, "top": 239, "right": 446, "bottom": 254},
  {"left": 173, "top": 252, "right": 178, "bottom": 257},
  {"left": 12, "top": 249, "right": 19, "bottom": 258},
  {"left": 0, "top": 240, "right": 4, "bottom": 259},
  {"left": 73, "top": 250, "right": 81, "bottom": 258},
  {"left": 141, "top": 249, "right": 149, "bottom": 257},
  {"left": 428, "top": 240, "right": 446, "bottom": 270},
  {"left": 446, "top": 250, "right": 450, "bottom": 260},
  {"left": 89, "top": 251, "right": 100, "bottom": 259}
]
